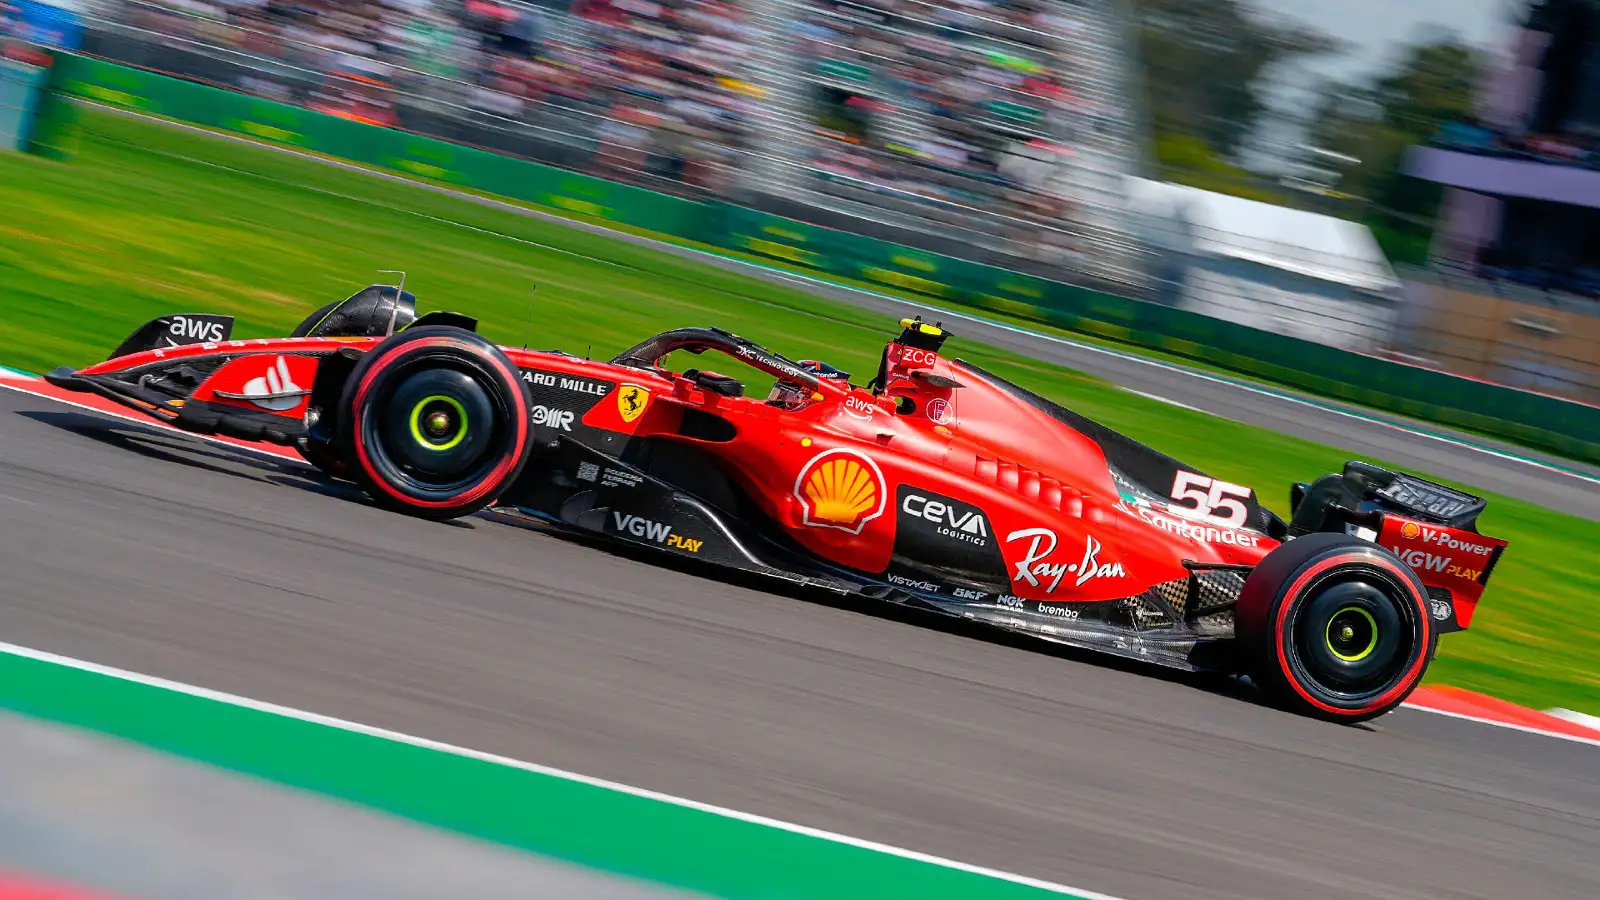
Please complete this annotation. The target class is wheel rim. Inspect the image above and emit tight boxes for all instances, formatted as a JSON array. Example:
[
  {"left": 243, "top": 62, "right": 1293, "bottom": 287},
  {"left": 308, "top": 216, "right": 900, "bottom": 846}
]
[
  {"left": 408, "top": 394, "right": 469, "bottom": 452},
  {"left": 1285, "top": 569, "right": 1419, "bottom": 706},
  {"left": 1325, "top": 606, "right": 1378, "bottom": 662},
  {"left": 365, "top": 363, "right": 503, "bottom": 491}
]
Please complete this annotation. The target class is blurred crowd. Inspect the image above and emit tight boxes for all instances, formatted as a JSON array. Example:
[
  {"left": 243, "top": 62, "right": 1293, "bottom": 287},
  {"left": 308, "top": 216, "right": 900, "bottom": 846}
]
[
  {"left": 1433, "top": 119, "right": 1600, "bottom": 170},
  {"left": 795, "top": 0, "right": 1092, "bottom": 247},
  {"left": 1470, "top": 253, "right": 1600, "bottom": 299},
  {"left": 93, "top": 0, "right": 1115, "bottom": 248}
]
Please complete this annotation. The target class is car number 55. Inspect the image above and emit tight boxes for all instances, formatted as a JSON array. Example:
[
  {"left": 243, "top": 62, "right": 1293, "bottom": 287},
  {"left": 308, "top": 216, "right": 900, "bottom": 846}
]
[{"left": 1169, "top": 471, "right": 1251, "bottom": 528}]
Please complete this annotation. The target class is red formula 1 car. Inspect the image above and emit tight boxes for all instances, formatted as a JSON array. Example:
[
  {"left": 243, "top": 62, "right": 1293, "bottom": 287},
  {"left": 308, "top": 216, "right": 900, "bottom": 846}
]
[{"left": 47, "top": 285, "right": 1511, "bottom": 722}]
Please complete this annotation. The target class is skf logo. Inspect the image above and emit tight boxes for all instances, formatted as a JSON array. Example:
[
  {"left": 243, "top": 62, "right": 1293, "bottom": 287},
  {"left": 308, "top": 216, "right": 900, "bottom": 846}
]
[
  {"left": 794, "top": 449, "right": 886, "bottom": 534},
  {"left": 616, "top": 384, "right": 651, "bottom": 423}
]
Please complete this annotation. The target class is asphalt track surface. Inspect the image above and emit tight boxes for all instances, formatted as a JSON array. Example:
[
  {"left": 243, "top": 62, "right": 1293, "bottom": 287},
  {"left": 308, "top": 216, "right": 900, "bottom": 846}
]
[
  {"left": 100, "top": 104, "right": 1600, "bottom": 520},
  {"left": 2, "top": 386, "right": 1596, "bottom": 900}
]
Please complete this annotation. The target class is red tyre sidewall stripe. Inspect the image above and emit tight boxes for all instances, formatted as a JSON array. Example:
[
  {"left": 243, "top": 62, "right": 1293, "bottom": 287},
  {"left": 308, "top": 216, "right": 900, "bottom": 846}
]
[
  {"left": 1273, "top": 554, "right": 1433, "bottom": 717},
  {"left": 350, "top": 337, "right": 528, "bottom": 509}
]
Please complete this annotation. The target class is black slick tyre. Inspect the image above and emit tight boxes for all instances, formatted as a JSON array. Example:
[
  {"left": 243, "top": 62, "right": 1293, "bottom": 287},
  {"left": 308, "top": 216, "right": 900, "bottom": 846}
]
[
  {"left": 1235, "top": 532, "right": 1437, "bottom": 724},
  {"left": 338, "top": 326, "right": 532, "bottom": 521}
]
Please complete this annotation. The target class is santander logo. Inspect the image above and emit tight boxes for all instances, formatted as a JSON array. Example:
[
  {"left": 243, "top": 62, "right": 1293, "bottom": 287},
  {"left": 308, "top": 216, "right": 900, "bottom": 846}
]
[{"left": 240, "top": 356, "right": 305, "bottom": 412}]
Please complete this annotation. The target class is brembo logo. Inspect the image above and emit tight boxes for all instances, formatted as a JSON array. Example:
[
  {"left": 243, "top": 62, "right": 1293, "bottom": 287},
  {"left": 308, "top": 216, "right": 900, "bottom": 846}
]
[{"left": 794, "top": 449, "right": 886, "bottom": 534}]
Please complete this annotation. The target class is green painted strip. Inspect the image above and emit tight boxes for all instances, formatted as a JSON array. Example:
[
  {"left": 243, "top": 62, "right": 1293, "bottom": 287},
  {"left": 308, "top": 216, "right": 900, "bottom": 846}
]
[
  {"left": 0, "top": 644, "right": 1121, "bottom": 900},
  {"left": 0, "top": 364, "right": 36, "bottom": 376}
]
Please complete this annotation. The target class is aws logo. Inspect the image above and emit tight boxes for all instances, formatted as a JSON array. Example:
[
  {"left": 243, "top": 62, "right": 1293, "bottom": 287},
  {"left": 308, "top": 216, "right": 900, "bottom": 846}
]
[{"left": 794, "top": 449, "right": 886, "bottom": 534}]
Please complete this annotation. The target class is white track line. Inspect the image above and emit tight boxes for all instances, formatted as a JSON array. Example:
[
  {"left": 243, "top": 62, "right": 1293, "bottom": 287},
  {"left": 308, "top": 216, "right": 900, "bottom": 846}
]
[
  {"left": 1545, "top": 708, "right": 1600, "bottom": 733},
  {"left": 1399, "top": 703, "right": 1600, "bottom": 748},
  {"left": 0, "top": 641, "right": 1129, "bottom": 900},
  {"left": 1121, "top": 388, "right": 1203, "bottom": 414}
]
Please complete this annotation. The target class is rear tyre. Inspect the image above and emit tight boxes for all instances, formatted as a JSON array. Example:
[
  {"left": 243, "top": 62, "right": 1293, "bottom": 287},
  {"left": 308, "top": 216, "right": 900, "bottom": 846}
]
[
  {"left": 339, "top": 326, "right": 532, "bottom": 521},
  {"left": 1235, "top": 533, "right": 1436, "bottom": 723}
]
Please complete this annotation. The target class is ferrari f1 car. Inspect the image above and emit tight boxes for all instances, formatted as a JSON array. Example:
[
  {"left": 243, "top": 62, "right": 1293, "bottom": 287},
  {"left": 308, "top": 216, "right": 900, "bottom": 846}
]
[{"left": 47, "top": 285, "right": 1510, "bottom": 722}]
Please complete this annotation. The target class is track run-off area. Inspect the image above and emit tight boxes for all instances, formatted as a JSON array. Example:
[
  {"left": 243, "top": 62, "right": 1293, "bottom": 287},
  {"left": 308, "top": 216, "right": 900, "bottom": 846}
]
[{"left": 0, "top": 374, "right": 1595, "bottom": 900}]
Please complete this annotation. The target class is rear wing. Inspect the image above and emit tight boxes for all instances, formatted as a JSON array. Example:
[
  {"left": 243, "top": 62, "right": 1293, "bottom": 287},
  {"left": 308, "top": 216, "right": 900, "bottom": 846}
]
[
  {"left": 1290, "top": 461, "right": 1507, "bottom": 631},
  {"left": 108, "top": 314, "right": 235, "bottom": 360}
]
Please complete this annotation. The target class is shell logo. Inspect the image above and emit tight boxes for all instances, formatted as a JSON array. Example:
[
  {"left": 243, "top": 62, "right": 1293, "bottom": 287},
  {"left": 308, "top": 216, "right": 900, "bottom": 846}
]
[
  {"left": 1400, "top": 521, "right": 1421, "bottom": 540},
  {"left": 794, "top": 449, "right": 886, "bottom": 534}
]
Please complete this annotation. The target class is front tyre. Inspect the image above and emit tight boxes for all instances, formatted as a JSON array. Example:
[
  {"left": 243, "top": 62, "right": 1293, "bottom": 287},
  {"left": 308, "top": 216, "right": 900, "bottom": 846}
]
[
  {"left": 339, "top": 326, "right": 532, "bottom": 521},
  {"left": 1235, "top": 532, "right": 1436, "bottom": 723}
]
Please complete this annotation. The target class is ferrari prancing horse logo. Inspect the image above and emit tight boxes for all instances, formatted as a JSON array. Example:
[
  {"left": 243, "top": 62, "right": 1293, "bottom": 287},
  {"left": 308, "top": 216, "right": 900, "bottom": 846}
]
[{"left": 616, "top": 384, "right": 651, "bottom": 423}]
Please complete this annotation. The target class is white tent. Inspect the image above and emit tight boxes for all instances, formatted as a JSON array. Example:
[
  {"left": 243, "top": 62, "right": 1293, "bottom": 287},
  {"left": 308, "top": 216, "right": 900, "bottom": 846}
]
[{"left": 1123, "top": 178, "right": 1402, "bottom": 352}]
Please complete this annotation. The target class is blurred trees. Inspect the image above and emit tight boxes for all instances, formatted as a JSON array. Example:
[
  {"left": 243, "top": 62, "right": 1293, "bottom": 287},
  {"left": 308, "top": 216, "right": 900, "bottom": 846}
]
[
  {"left": 1132, "top": 0, "right": 1487, "bottom": 264},
  {"left": 1134, "top": 0, "right": 1344, "bottom": 171},
  {"left": 1300, "top": 32, "right": 1486, "bottom": 262}
]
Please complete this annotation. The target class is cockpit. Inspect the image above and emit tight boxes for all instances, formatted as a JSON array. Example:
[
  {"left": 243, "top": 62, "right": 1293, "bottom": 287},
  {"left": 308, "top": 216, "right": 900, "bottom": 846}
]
[
  {"left": 610, "top": 326, "right": 844, "bottom": 409},
  {"left": 608, "top": 317, "right": 953, "bottom": 418}
]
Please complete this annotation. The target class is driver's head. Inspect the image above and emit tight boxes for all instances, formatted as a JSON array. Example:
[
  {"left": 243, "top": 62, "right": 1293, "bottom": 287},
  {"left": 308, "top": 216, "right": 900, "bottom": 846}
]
[
  {"left": 766, "top": 379, "right": 811, "bottom": 410},
  {"left": 767, "top": 361, "right": 848, "bottom": 410}
]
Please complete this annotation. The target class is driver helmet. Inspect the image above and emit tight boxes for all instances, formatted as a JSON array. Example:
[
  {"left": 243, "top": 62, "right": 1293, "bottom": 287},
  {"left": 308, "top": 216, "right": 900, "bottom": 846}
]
[
  {"left": 765, "top": 360, "right": 848, "bottom": 410},
  {"left": 766, "top": 379, "right": 812, "bottom": 410}
]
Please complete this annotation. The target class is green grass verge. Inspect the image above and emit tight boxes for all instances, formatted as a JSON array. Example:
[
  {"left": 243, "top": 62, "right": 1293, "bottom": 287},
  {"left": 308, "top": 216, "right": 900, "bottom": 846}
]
[{"left": 3, "top": 106, "right": 1595, "bottom": 712}]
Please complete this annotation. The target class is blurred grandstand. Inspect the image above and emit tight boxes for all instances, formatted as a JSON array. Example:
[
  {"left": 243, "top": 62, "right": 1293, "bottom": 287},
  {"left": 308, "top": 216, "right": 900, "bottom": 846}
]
[
  {"left": 70, "top": 0, "right": 1154, "bottom": 290},
  {"left": 1398, "top": 0, "right": 1600, "bottom": 401},
  {"left": 44, "top": 0, "right": 1420, "bottom": 353}
]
